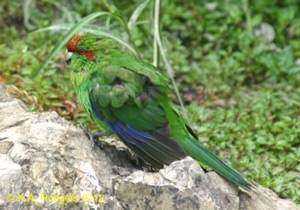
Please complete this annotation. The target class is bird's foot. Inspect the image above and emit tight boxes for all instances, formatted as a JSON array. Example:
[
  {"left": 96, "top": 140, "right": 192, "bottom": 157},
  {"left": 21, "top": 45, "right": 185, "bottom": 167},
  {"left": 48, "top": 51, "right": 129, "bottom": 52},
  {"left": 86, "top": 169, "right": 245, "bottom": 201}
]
[
  {"left": 127, "top": 153, "right": 158, "bottom": 172},
  {"left": 129, "top": 154, "right": 144, "bottom": 168},
  {"left": 79, "top": 122, "right": 106, "bottom": 149}
]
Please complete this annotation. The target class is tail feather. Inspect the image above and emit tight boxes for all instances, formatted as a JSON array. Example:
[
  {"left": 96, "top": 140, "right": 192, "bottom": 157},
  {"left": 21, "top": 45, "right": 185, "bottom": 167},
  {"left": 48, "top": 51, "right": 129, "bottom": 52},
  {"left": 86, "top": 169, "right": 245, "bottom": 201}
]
[{"left": 182, "top": 138, "right": 252, "bottom": 191}]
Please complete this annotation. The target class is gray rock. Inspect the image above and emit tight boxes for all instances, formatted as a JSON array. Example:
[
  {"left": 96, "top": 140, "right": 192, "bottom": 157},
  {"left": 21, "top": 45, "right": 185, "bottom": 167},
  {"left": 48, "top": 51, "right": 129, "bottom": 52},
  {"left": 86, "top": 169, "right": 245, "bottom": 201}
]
[
  {"left": 114, "top": 158, "right": 240, "bottom": 210},
  {"left": 0, "top": 154, "right": 23, "bottom": 207},
  {"left": 0, "top": 84, "right": 299, "bottom": 210}
]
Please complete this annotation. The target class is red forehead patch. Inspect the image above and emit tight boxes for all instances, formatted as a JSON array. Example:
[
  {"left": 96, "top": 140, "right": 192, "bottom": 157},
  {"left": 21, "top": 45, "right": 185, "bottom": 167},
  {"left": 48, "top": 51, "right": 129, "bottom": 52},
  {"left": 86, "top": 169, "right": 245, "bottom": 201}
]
[{"left": 67, "top": 34, "right": 81, "bottom": 52}]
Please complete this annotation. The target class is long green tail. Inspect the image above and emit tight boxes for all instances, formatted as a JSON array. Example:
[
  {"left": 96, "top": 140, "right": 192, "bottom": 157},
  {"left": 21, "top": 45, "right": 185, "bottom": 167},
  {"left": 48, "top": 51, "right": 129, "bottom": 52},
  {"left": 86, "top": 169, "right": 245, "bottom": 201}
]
[{"left": 182, "top": 138, "right": 251, "bottom": 191}]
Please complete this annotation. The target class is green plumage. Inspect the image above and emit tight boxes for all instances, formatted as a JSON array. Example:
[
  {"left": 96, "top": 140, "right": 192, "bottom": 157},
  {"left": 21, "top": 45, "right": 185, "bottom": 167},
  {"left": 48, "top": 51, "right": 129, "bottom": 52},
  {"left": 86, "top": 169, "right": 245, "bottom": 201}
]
[{"left": 66, "top": 33, "right": 252, "bottom": 191}]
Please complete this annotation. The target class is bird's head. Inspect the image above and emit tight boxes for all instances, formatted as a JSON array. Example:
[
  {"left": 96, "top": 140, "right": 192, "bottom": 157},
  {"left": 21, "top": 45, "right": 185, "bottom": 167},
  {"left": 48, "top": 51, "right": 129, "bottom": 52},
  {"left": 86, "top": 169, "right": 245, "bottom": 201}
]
[{"left": 65, "top": 33, "right": 120, "bottom": 72}]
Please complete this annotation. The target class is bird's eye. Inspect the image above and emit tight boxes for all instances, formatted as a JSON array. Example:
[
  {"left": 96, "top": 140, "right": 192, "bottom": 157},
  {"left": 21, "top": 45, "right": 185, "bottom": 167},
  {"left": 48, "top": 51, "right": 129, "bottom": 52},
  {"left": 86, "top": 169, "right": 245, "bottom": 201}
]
[
  {"left": 65, "top": 49, "right": 73, "bottom": 64},
  {"left": 77, "top": 49, "right": 85, "bottom": 54}
]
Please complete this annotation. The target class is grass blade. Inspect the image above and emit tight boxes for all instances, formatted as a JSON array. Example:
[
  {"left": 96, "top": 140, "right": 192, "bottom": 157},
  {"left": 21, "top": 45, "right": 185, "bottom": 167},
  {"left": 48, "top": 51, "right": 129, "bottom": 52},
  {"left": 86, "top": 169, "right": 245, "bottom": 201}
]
[{"left": 128, "top": 0, "right": 150, "bottom": 30}]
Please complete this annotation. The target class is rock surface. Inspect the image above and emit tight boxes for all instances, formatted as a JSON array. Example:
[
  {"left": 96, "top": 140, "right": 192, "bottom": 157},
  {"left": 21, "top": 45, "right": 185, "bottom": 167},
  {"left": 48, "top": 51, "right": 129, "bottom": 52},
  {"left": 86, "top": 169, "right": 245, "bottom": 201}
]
[{"left": 0, "top": 84, "right": 299, "bottom": 210}]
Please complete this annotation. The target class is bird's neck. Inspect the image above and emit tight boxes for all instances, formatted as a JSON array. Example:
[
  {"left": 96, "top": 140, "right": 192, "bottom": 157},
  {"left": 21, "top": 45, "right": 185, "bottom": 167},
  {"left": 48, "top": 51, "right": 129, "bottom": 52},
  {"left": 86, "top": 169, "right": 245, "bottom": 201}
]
[
  {"left": 71, "top": 70, "right": 90, "bottom": 89},
  {"left": 71, "top": 70, "right": 93, "bottom": 114}
]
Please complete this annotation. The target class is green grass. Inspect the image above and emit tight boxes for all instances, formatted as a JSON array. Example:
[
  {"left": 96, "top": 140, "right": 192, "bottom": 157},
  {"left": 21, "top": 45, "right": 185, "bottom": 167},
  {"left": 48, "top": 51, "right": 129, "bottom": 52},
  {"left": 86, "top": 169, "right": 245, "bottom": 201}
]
[{"left": 0, "top": 0, "right": 299, "bottom": 204}]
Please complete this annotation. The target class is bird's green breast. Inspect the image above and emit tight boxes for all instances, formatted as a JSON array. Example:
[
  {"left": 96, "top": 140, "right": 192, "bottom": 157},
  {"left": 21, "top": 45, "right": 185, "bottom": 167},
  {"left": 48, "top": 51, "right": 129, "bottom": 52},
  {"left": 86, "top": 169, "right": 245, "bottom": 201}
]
[{"left": 71, "top": 70, "right": 94, "bottom": 115}]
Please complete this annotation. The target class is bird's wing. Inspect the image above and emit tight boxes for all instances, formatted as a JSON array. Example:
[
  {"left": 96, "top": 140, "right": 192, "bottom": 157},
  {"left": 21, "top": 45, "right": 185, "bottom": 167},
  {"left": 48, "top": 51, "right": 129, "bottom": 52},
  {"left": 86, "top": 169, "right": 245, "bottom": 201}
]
[{"left": 89, "top": 61, "right": 186, "bottom": 168}]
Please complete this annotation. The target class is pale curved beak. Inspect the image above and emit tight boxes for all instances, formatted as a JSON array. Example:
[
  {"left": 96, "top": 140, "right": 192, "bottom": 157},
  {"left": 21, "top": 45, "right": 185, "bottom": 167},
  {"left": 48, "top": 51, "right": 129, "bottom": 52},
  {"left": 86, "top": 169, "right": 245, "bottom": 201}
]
[{"left": 65, "top": 50, "right": 73, "bottom": 64}]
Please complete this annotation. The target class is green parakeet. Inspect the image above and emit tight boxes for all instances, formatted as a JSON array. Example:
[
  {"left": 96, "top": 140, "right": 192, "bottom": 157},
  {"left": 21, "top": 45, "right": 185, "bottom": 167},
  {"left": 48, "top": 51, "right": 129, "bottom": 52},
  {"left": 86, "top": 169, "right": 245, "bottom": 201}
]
[{"left": 65, "top": 33, "right": 252, "bottom": 191}]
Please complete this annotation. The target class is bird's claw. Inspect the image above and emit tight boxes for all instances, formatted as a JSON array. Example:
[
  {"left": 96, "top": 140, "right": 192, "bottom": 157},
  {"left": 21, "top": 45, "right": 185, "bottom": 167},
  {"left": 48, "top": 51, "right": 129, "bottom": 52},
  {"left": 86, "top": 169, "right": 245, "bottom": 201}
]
[
  {"left": 79, "top": 122, "right": 106, "bottom": 149},
  {"left": 126, "top": 152, "right": 158, "bottom": 172}
]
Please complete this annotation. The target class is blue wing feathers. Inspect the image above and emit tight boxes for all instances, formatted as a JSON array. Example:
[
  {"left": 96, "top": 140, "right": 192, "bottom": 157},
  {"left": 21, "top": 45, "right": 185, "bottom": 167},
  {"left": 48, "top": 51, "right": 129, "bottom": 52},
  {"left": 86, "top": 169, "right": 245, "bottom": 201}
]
[{"left": 91, "top": 98, "right": 186, "bottom": 167}]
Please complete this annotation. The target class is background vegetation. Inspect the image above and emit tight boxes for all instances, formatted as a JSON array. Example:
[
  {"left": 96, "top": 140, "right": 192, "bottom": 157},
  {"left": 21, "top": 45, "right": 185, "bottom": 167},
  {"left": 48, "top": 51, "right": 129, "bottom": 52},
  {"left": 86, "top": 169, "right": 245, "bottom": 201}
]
[{"left": 0, "top": 0, "right": 299, "bottom": 204}]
